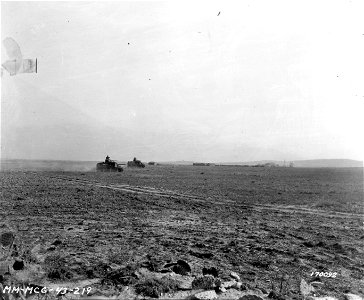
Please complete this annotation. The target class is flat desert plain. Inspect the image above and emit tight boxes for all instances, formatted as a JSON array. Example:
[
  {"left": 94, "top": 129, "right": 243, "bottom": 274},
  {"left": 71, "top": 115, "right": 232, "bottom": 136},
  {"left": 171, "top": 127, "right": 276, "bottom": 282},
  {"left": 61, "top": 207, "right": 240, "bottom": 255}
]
[{"left": 0, "top": 166, "right": 363, "bottom": 299}]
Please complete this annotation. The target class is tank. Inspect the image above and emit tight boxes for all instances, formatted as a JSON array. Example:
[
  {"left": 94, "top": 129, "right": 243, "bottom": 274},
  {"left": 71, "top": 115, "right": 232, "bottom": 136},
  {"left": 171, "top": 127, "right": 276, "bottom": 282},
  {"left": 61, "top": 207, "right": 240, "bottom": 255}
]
[
  {"left": 127, "top": 157, "right": 145, "bottom": 168},
  {"left": 96, "top": 156, "right": 123, "bottom": 172}
]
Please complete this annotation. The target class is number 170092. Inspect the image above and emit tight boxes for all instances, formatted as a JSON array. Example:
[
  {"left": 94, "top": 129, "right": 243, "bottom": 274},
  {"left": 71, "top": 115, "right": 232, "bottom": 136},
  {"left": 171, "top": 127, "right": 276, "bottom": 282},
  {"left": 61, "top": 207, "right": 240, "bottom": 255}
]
[{"left": 310, "top": 272, "right": 337, "bottom": 278}]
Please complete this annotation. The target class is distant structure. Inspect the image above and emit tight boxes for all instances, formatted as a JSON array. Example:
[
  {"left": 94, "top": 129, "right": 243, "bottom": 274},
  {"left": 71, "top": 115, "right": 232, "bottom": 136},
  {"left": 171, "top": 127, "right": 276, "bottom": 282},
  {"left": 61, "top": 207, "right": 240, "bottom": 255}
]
[
  {"left": 148, "top": 162, "right": 155, "bottom": 165},
  {"left": 265, "top": 162, "right": 278, "bottom": 167},
  {"left": 193, "top": 162, "right": 211, "bottom": 166},
  {"left": 252, "top": 163, "right": 278, "bottom": 167},
  {"left": 289, "top": 162, "right": 294, "bottom": 167}
]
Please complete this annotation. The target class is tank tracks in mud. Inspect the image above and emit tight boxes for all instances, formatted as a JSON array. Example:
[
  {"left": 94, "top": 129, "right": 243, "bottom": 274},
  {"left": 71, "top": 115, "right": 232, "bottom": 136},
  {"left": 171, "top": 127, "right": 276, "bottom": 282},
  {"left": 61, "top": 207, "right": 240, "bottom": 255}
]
[{"left": 45, "top": 174, "right": 362, "bottom": 220}]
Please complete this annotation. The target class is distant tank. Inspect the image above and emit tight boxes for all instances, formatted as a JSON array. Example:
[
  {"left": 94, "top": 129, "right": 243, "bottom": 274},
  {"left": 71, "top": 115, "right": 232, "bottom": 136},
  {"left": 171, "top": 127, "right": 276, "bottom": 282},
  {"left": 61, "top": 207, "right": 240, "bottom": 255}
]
[
  {"left": 127, "top": 157, "right": 145, "bottom": 168},
  {"left": 96, "top": 155, "right": 123, "bottom": 172}
]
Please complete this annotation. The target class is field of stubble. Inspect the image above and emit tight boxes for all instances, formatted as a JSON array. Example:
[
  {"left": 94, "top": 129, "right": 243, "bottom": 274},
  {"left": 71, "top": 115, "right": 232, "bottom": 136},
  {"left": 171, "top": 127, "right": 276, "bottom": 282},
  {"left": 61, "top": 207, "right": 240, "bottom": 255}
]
[{"left": 0, "top": 166, "right": 363, "bottom": 299}]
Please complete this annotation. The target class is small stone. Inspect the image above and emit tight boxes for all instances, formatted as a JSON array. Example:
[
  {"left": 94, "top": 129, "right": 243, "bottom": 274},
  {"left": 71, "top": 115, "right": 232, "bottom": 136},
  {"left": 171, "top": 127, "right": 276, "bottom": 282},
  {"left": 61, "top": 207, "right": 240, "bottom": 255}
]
[
  {"left": 12, "top": 259, "right": 24, "bottom": 271},
  {"left": 203, "top": 267, "right": 219, "bottom": 277},
  {"left": 344, "top": 294, "right": 364, "bottom": 300},
  {"left": 47, "top": 245, "right": 56, "bottom": 251},
  {"left": 51, "top": 239, "right": 62, "bottom": 246},
  {"left": 133, "top": 271, "right": 141, "bottom": 279},
  {"left": 234, "top": 282, "right": 242, "bottom": 290},
  {"left": 177, "top": 278, "right": 193, "bottom": 290},
  {"left": 311, "top": 282, "right": 324, "bottom": 287},
  {"left": 0, "top": 232, "right": 15, "bottom": 247},
  {"left": 160, "top": 269, "right": 172, "bottom": 273},
  {"left": 173, "top": 260, "right": 191, "bottom": 275},
  {"left": 194, "top": 290, "right": 217, "bottom": 300},
  {"left": 300, "top": 279, "right": 315, "bottom": 297},
  {"left": 221, "top": 280, "right": 236, "bottom": 289},
  {"left": 268, "top": 291, "right": 279, "bottom": 299},
  {"left": 230, "top": 271, "right": 241, "bottom": 281}
]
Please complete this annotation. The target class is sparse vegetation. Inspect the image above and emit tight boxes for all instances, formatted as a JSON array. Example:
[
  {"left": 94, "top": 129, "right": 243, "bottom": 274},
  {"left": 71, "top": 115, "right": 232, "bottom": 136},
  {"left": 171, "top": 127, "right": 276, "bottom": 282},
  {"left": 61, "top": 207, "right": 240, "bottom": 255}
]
[
  {"left": 134, "top": 276, "right": 179, "bottom": 298},
  {"left": 43, "top": 253, "right": 73, "bottom": 280},
  {"left": 192, "top": 275, "right": 217, "bottom": 290},
  {"left": 102, "top": 263, "right": 140, "bottom": 286}
]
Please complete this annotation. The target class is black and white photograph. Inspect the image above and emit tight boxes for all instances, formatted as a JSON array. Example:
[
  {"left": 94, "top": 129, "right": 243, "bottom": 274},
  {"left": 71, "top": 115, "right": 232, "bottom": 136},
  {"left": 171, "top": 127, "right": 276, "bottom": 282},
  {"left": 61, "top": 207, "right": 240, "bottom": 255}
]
[{"left": 1, "top": 1, "right": 363, "bottom": 299}]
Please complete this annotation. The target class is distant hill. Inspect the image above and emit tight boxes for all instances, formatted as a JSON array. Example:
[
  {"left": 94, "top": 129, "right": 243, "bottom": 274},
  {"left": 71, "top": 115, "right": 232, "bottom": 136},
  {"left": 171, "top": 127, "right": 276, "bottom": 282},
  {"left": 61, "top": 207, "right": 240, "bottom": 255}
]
[
  {"left": 216, "top": 159, "right": 363, "bottom": 168},
  {"left": 146, "top": 159, "right": 363, "bottom": 167},
  {"left": 292, "top": 159, "right": 363, "bottom": 168}
]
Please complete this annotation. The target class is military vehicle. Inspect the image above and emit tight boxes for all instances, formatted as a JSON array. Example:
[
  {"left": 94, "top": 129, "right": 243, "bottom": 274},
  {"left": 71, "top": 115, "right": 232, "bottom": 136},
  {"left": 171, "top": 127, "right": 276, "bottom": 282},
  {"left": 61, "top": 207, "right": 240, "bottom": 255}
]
[
  {"left": 127, "top": 157, "right": 145, "bottom": 168},
  {"left": 96, "top": 156, "right": 123, "bottom": 172}
]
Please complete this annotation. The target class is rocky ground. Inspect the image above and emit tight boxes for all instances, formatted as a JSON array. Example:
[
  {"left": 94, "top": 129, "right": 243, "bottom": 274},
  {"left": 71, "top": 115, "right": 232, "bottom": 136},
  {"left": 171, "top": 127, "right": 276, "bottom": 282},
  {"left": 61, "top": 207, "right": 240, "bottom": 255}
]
[{"left": 0, "top": 166, "right": 363, "bottom": 300}]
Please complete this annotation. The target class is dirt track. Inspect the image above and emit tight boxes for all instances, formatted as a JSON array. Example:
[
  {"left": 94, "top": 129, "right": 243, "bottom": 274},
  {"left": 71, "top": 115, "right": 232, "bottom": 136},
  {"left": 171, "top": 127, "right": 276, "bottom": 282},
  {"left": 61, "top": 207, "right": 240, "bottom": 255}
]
[{"left": 48, "top": 174, "right": 363, "bottom": 219}]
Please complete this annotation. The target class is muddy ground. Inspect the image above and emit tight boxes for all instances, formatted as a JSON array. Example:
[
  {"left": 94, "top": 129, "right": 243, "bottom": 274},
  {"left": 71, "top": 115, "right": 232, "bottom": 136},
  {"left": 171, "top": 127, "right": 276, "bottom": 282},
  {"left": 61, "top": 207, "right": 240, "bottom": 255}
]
[{"left": 0, "top": 166, "right": 363, "bottom": 299}]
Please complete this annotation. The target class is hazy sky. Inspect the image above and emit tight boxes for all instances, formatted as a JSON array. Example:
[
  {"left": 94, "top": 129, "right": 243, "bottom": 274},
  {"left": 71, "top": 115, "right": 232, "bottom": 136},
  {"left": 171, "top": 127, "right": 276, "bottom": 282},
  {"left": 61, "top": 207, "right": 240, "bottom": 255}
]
[{"left": 1, "top": 0, "right": 363, "bottom": 162}]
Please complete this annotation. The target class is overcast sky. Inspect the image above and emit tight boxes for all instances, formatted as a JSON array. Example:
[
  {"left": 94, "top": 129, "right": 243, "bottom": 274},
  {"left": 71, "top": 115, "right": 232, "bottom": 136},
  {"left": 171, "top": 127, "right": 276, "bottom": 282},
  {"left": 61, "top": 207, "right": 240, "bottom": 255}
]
[{"left": 1, "top": 0, "right": 363, "bottom": 162}]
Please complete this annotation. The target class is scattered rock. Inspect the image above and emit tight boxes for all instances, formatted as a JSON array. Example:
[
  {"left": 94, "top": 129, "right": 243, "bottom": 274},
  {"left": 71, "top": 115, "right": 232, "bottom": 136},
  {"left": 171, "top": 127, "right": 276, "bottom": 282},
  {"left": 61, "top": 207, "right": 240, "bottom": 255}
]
[
  {"left": 303, "top": 241, "right": 315, "bottom": 248},
  {"left": 194, "top": 290, "right": 217, "bottom": 300},
  {"left": 300, "top": 279, "right": 315, "bottom": 298},
  {"left": 12, "top": 259, "right": 24, "bottom": 270},
  {"left": 47, "top": 245, "right": 56, "bottom": 251},
  {"left": 344, "top": 294, "right": 364, "bottom": 300},
  {"left": 172, "top": 260, "right": 191, "bottom": 275},
  {"left": 230, "top": 271, "right": 241, "bottom": 281},
  {"left": 51, "top": 239, "right": 62, "bottom": 246},
  {"left": 203, "top": 267, "right": 219, "bottom": 277},
  {"left": 0, "top": 232, "right": 14, "bottom": 247},
  {"left": 217, "top": 286, "right": 227, "bottom": 293}
]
